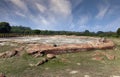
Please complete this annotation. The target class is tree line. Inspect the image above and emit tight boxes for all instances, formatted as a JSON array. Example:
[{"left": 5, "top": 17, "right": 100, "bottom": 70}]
[{"left": 0, "top": 22, "right": 120, "bottom": 37}]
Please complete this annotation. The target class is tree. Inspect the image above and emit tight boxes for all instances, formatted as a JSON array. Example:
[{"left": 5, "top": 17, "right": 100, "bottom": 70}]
[
  {"left": 11, "top": 26, "right": 31, "bottom": 33},
  {"left": 0, "top": 22, "right": 11, "bottom": 33},
  {"left": 32, "top": 30, "right": 41, "bottom": 34},
  {"left": 84, "top": 30, "right": 90, "bottom": 35},
  {"left": 97, "top": 31, "right": 104, "bottom": 36},
  {"left": 117, "top": 28, "right": 120, "bottom": 36},
  {"left": 97, "top": 31, "right": 104, "bottom": 35}
]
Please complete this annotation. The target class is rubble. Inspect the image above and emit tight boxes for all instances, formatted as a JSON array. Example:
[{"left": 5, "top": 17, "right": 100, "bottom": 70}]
[
  {"left": 0, "top": 50, "right": 18, "bottom": 58},
  {"left": 92, "top": 56, "right": 104, "bottom": 61},
  {"left": 106, "top": 54, "right": 115, "bottom": 60},
  {"left": 35, "top": 58, "right": 48, "bottom": 66},
  {"left": 26, "top": 44, "right": 53, "bottom": 54},
  {"left": 46, "top": 54, "right": 56, "bottom": 59},
  {"left": 92, "top": 51, "right": 116, "bottom": 61}
]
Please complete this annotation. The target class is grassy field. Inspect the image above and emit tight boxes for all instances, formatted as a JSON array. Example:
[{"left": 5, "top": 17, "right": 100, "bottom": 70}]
[{"left": 0, "top": 37, "right": 120, "bottom": 77}]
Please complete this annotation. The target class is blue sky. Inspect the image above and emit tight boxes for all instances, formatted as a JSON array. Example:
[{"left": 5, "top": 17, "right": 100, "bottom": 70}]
[{"left": 0, "top": 0, "right": 120, "bottom": 32}]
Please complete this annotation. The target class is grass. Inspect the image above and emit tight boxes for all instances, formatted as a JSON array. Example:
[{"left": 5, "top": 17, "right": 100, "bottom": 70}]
[{"left": 0, "top": 37, "right": 120, "bottom": 77}]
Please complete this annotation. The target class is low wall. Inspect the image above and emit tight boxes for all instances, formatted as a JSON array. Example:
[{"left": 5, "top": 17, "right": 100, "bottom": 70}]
[{"left": 26, "top": 38, "right": 115, "bottom": 55}]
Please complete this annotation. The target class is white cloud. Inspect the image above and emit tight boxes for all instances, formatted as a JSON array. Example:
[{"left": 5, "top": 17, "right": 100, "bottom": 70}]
[
  {"left": 10, "top": 0, "right": 28, "bottom": 11},
  {"left": 15, "top": 11, "right": 26, "bottom": 17},
  {"left": 35, "top": 3, "right": 47, "bottom": 13},
  {"left": 40, "top": 17, "right": 50, "bottom": 26},
  {"left": 6, "top": 0, "right": 73, "bottom": 30},
  {"left": 29, "top": 14, "right": 57, "bottom": 30},
  {"left": 96, "top": 5, "right": 109, "bottom": 19},
  {"left": 49, "top": 0, "right": 72, "bottom": 17},
  {"left": 30, "top": 0, "right": 73, "bottom": 30}
]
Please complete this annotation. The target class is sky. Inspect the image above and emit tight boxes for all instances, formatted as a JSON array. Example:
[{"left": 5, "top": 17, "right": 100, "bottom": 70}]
[{"left": 0, "top": 0, "right": 120, "bottom": 32}]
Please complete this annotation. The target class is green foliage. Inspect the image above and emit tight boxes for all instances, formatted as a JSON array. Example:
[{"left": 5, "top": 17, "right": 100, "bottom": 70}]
[
  {"left": 32, "top": 30, "right": 41, "bottom": 34},
  {"left": 117, "top": 28, "right": 120, "bottom": 36},
  {"left": 0, "top": 21, "right": 120, "bottom": 37},
  {"left": 11, "top": 26, "right": 31, "bottom": 34},
  {"left": 0, "top": 22, "right": 11, "bottom": 33}
]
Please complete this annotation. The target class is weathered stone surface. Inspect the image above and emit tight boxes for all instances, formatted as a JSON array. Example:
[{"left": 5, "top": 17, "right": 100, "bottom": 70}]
[
  {"left": 35, "top": 60, "right": 44, "bottom": 66},
  {"left": 41, "top": 40, "right": 114, "bottom": 54},
  {"left": 92, "top": 56, "right": 104, "bottom": 61},
  {"left": 34, "top": 53, "right": 44, "bottom": 58},
  {"left": 92, "top": 51, "right": 116, "bottom": 61},
  {"left": 46, "top": 54, "right": 55, "bottom": 59},
  {"left": 15, "top": 46, "right": 24, "bottom": 52},
  {"left": 69, "top": 70, "right": 78, "bottom": 74},
  {"left": 5, "top": 50, "right": 18, "bottom": 57},
  {"left": 106, "top": 54, "right": 115, "bottom": 60},
  {"left": 84, "top": 75, "right": 90, "bottom": 77},
  {"left": 1, "top": 36, "right": 113, "bottom": 55},
  {"left": 0, "top": 53, "right": 6, "bottom": 58},
  {"left": 26, "top": 44, "right": 53, "bottom": 54},
  {"left": 0, "top": 50, "right": 18, "bottom": 58},
  {"left": 25, "top": 38, "right": 115, "bottom": 55},
  {"left": 35, "top": 58, "right": 48, "bottom": 66}
]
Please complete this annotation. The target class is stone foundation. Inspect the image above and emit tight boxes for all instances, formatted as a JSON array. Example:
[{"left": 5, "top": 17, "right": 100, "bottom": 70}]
[{"left": 26, "top": 36, "right": 115, "bottom": 55}]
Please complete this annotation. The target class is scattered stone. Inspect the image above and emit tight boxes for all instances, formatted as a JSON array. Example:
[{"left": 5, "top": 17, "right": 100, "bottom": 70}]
[
  {"left": 110, "top": 75, "right": 120, "bottom": 77},
  {"left": 45, "top": 67, "right": 49, "bottom": 70},
  {"left": 15, "top": 46, "right": 24, "bottom": 52},
  {"left": 34, "top": 53, "right": 44, "bottom": 58},
  {"left": 84, "top": 75, "right": 90, "bottom": 77},
  {"left": 35, "top": 61, "right": 44, "bottom": 66},
  {"left": 26, "top": 44, "right": 53, "bottom": 54},
  {"left": 0, "top": 53, "right": 6, "bottom": 58},
  {"left": 92, "top": 52, "right": 106, "bottom": 57},
  {"left": 92, "top": 51, "right": 116, "bottom": 61},
  {"left": 106, "top": 55, "right": 115, "bottom": 60},
  {"left": 66, "top": 69, "right": 71, "bottom": 72},
  {"left": 77, "top": 63, "right": 81, "bottom": 65},
  {"left": 47, "top": 54, "right": 55, "bottom": 59},
  {"left": 0, "top": 50, "right": 18, "bottom": 58},
  {"left": 42, "top": 58, "right": 48, "bottom": 62},
  {"left": 29, "top": 57, "right": 50, "bottom": 67},
  {"left": 35, "top": 58, "right": 48, "bottom": 66},
  {"left": 92, "top": 56, "right": 103, "bottom": 61},
  {"left": 61, "top": 58, "right": 70, "bottom": 63},
  {"left": 29, "top": 63, "right": 35, "bottom": 67},
  {"left": 5, "top": 50, "right": 18, "bottom": 57},
  {"left": 69, "top": 70, "right": 78, "bottom": 74}
]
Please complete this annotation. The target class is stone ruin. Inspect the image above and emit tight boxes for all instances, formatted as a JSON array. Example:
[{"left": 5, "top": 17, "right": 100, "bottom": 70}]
[
  {"left": 0, "top": 36, "right": 115, "bottom": 66},
  {"left": 25, "top": 36, "right": 115, "bottom": 55}
]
